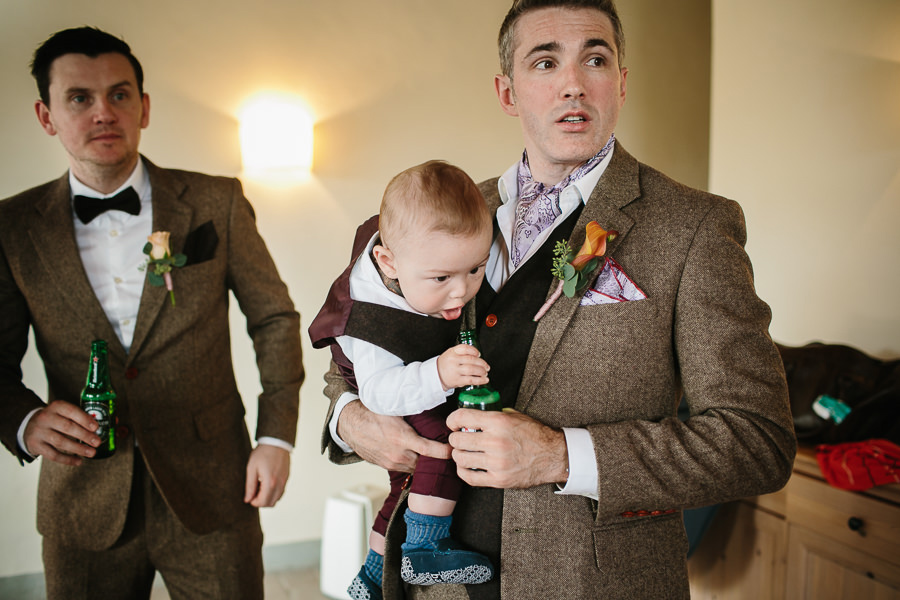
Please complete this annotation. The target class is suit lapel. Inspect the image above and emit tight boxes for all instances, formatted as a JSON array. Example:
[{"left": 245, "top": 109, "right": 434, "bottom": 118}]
[
  {"left": 516, "top": 145, "right": 641, "bottom": 410},
  {"left": 27, "top": 174, "right": 122, "bottom": 349},
  {"left": 129, "top": 160, "right": 193, "bottom": 359}
]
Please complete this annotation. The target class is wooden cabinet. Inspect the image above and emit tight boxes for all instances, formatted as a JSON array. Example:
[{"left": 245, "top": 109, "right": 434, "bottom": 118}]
[{"left": 689, "top": 446, "right": 900, "bottom": 599}]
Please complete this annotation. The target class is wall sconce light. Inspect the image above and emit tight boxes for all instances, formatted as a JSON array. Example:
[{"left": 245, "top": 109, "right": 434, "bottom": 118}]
[{"left": 239, "top": 94, "right": 314, "bottom": 181}]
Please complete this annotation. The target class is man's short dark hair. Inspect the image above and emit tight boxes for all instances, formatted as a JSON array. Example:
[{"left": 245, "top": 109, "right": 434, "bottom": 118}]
[
  {"left": 498, "top": 0, "right": 625, "bottom": 78},
  {"left": 30, "top": 26, "right": 144, "bottom": 105}
]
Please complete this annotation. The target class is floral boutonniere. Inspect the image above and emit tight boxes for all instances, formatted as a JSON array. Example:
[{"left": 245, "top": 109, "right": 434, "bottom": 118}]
[
  {"left": 533, "top": 221, "right": 618, "bottom": 321},
  {"left": 141, "top": 231, "right": 186, "bottom": 306}
]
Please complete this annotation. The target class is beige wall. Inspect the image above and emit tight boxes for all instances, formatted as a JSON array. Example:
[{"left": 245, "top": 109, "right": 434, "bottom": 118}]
[
  {"left": 710, "top": 0, "right": 900, "bottom": 357},
  {"left": 1, "top": 0, "right": 712, "bottom": 578}
]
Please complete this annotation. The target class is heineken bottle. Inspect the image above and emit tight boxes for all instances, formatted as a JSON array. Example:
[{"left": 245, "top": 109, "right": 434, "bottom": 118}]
[
  {"left": 80, "top": 339, "right": 116, "bottom": 459},
  {"left": 456, "top": 329, "right": 501, "bottom": 414}
]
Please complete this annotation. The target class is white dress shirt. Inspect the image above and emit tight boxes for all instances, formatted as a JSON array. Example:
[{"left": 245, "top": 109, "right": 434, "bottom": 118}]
[
  {"left": 71, "top": 161, "right": 154, "bottom": 353},
  {"left": 331, "top": 147, "right": 616, "bottom": 499}
]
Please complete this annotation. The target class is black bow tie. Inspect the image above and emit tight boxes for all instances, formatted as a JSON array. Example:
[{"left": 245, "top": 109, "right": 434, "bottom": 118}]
[{"left": 74, "top": 187, "right": 141, "bottom": 224}]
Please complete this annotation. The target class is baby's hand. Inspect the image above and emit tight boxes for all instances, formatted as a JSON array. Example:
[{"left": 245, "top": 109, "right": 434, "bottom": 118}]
[{"left": 437, "top": 343, "right": 491, "bottom": 391}]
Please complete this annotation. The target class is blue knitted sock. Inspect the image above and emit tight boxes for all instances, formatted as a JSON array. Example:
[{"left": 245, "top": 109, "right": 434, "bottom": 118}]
[
  {"left": 363, "top": 548, "right": 384, "bottom": 585},
  {"left": 401, "top": 509, "right": 452, "bottom": 551}
]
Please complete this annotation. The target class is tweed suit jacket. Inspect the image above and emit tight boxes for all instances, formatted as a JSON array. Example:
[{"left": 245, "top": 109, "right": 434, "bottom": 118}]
[
  {"left": 0, "top": 157, "right": 303, "bottom": 550},
  {"left": 321, "top": 145, "right": 796, "bottom": 599}
]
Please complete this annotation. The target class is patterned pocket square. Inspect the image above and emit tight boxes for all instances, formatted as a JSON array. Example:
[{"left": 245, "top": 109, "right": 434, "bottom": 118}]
[{"left": 581, "top": 258, "right": 647, "bottom": 305}]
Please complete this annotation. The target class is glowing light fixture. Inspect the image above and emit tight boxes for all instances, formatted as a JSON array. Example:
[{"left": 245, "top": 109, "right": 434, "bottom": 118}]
[{"left": 239, "top": 94, "right": 314, "bottom": 181}]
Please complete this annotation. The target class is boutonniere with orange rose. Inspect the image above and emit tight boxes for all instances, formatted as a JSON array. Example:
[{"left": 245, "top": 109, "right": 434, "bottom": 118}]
[
  {"left": 140, "top": 231, "right": 187, "bottom": 306},
  {"left": 533, "top": 221, "right": 618, "bottom": 321}
]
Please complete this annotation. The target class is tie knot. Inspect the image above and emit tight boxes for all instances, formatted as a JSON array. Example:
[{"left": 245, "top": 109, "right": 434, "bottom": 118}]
[{"left": 74, "top": 187, "right": 141, "bottom": 224}]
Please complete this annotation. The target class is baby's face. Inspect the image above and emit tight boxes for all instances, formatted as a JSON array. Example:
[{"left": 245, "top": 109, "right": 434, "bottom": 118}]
[{"left": 388, "top": 227, "right": 492, "bottom": 320}]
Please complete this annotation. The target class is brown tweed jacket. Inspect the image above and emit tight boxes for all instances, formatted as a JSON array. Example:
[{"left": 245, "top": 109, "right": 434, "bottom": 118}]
[
  {"left": 0, "top": 157, "right": 303, "bottom": 549},
  {"left": 320, "top": 145, "right": 796, "bottom": 599}
]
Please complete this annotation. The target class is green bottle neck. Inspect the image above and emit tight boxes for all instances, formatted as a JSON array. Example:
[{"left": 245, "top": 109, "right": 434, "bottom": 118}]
[{"left": 85, "top": 341, "right": 111, "bottom": 390}]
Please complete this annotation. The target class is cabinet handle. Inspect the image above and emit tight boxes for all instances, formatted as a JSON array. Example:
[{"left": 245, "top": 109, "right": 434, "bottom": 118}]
[{"left": 847, "top": 517, "right": 866, "bottom": 536}]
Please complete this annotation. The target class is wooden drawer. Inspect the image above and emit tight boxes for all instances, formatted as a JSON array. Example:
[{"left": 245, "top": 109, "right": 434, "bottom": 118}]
[
  {"left": 786, "top": 525, "right": 900, "bottom": 596},
  {"left": 785, "top": 472, "right": 900, "bottom": 562}
]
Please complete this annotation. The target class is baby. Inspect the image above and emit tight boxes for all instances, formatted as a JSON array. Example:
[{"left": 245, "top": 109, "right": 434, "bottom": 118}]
[{"left": 310, "top": 160, "right": 495, "bottom": 600}]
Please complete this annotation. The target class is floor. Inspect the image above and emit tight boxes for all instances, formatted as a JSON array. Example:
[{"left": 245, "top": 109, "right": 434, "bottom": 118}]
[
  {"left": 1, "top": 565, "right": 336, "bottom": 600},
  {"left": 150, "top": 566, "right": 332, "bottom": 600}
]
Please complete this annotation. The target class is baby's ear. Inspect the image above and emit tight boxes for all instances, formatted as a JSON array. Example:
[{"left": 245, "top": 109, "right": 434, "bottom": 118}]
[{"left": 372, "top": 244, "right": 399, "bottom": 279}]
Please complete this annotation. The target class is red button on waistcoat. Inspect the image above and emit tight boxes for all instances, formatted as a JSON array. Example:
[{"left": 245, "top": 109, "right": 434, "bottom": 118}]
[
  {"left": 485, "top": 314, "right": 498, "bottom": 327},
  {"left": 116, "top": 425, "right": 131, "bottom": 440},
  {"left": 125, "top": 367, "right": 138, "bottom": 379},
  {"left": 621, "top": 511, "right": 635, "bottom": 518}
]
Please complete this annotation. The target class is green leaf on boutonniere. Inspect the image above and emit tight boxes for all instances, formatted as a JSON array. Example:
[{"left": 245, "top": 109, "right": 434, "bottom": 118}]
[
  {"left": 173, "top": 254, "right": 187, "bottom": 268},
  {"left": 142, "top": 242, "right": 153, "bottom": 255},
  {"left": 148, "top": 271, "right": 165, "bottom": 286},
  {"left": 563, "top": 273, "right": 578, "bottom": 298}
]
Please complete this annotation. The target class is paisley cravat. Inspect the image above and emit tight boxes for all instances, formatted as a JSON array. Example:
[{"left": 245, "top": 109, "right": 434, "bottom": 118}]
[{"left": 511, "top": 134, "right": 615, "bottom": 266}]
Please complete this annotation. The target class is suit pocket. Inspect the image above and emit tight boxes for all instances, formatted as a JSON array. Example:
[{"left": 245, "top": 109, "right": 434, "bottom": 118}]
[
  {"left": 571, "top": 297, "right": 665, "bottom": 348},
  {"left": 182, "top": 220, "right": 219, "bottom": 266},
  {"left": 576, "top": 296, "right": 657, "bottom": 317},
  {"left": 592, "top": 513, "right": 689, "bottom": 595}
]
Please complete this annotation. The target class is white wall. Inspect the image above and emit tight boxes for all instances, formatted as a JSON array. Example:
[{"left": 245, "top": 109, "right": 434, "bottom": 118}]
[
  {"left": 710, "top": 0, "right": 900, "bottom": 357},
  {"left": 0, "top": 0, "right": 711, "bottom": 578}
]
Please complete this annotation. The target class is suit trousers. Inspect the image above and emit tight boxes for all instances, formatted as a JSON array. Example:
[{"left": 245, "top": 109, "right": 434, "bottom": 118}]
[
  {"left": 42, "top": 449, "right": 264, "bottom": 600},
  {"left": 373, "top": 400, "right": 460, "bottom": 537}
]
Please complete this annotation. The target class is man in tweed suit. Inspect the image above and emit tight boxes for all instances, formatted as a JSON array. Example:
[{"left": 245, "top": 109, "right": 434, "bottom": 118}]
[
  {"left": 321, "top": 1, "right": 796, "bottom": 598},
  {"left": 0, "top": 27, "right": 303, "bottom": 599}
]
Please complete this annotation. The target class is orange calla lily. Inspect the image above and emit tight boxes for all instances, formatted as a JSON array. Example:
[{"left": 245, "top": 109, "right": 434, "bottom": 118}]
[
  {"left": 534, "top": 221, "right": 619, "bottom": 321},
  {"left": 570, "top": 221, "right": 616, "bottom": 269}
]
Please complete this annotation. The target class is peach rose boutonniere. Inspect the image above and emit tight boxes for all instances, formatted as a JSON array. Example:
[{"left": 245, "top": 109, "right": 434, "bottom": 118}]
[
  {"left": 141, "top": 231, "right": 187, "bottom": 306},
  {"left": 533, "top": 221, "right": 618, "bottom": 321}
]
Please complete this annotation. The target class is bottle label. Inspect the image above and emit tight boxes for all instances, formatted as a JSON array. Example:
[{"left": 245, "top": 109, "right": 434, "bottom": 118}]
[{"left": 82, "top": 401, "right": 111, "bottom": 441}]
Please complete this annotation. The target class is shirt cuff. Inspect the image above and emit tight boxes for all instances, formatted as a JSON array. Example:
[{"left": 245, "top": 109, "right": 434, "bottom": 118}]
[
  {"left": 329, "top": 392, "right": 359, "bottom": 454},
  {"left": 555, "top": 427, "right": 598, "bottom": 500},
  {"left": 424, "top": 356, "right": 455, "bottom": 397},
  {"left": 17, "top": 408, "right": 42, "bottom": 459},
  {"left": 257, "top": 436, "right": 294, "bottom": 453}
]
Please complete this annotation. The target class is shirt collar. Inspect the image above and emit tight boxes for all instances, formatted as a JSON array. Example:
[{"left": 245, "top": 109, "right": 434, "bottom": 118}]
[
  {"left": 497, "top": 144, "right": 616, "bottom": 206},
  {"left": 69, "top": 158, "right": 150, "bottom": 202}
]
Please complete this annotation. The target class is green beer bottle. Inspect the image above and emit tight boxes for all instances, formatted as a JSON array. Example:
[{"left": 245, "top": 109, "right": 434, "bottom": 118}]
[
  {"left": 80, "top": 339, "right": 116, "bottom": 459},
  {"left": 456, "top": 329, "right": 501, "bottom": 413}
]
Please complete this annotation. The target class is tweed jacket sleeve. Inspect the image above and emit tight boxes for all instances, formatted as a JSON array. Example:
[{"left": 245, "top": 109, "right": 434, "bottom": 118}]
[
  {"left": 219, "top": 175, "right": 304, "bottom": 444},
  {"left": 0, "top": 203, "right": 47, "bottom": 462}
]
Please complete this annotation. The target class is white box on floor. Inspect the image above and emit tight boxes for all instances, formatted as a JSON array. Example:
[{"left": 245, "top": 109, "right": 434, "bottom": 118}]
[{"left": 320, "top": 484, "right": 388, "bottom": 599}]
